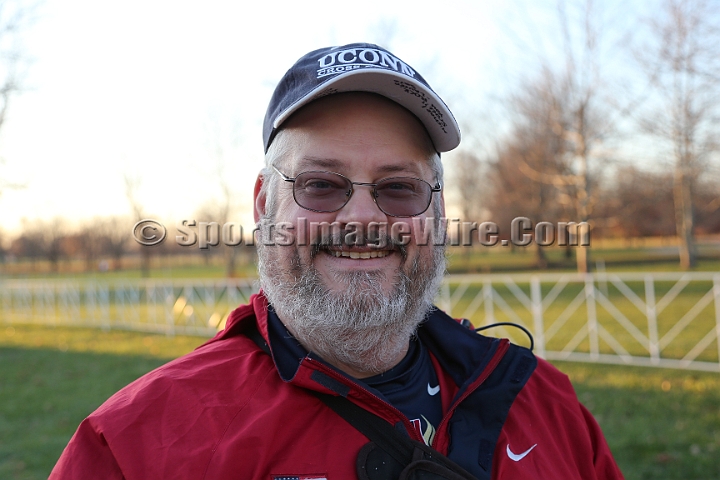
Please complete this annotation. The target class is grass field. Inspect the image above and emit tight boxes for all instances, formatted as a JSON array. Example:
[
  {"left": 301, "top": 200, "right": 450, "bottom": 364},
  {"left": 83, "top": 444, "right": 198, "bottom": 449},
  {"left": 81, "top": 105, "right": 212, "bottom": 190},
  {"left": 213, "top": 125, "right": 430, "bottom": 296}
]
[
  {"left": 0, "top": 324, "right": 203, "bottom": 480},
  {"left": 1, "top": 324, "right": 719, "bottom": 479},
  {"left": 2, "top": 243, "right": 719, "bottom": 478}
]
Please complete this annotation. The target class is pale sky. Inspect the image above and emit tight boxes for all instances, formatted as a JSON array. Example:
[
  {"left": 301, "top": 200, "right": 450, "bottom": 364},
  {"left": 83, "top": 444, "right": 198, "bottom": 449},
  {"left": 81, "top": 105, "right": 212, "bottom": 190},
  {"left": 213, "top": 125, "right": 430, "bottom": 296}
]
[{"left": 0, "top": 0, "right": 646, "bottom": 235}]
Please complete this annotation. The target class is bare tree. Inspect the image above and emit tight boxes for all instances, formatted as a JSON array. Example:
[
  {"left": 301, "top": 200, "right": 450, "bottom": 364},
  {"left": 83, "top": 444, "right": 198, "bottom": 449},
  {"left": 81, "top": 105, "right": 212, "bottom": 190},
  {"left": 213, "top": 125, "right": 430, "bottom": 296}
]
[
  {"left": 10, "top": 220, "right": 44, "bottom": 270},
  {"left": 11, "top": 217, "right": 67, "bottom": 272},
  {"left": 199, "top": 109, "right": 251, "bottom": 277},
  {"left": 0, "top": 0, "right": 34, "bottom": 132},
  {"left": 98, "top": 216, "right": 132, "bottom": 271},
  {"left": 0, "top": 227, "right": 7, "bottom": 266},
  {"left": 74, "top": 220, "right": 102, "bottom": 272},
  {"left": 499, "top": 0, "right": 621, "bottom": 272},
  {"left": 43, "top": 217, "right": 66, "bottom": 272},
  {"left": 448, "top": 148, "right": 487, "bottom": 264},
  {"left": 594, "top": 166, "right": 676, "bottom": 238},
  {"left": 0, "top": 0, "right": 37, "bottom": 196},
  {"left": 125, "top": 174, "right": 151, "bottom": 276},
  {"left": 451, "top": 149, "right": 485, "bottom": 223},
  {"left": 489, "top": 78, "right": 571, "bottom": 268},
  {"left": 695, "top": 178, "right": 720, "bottom": 235},
  {"left": 634, "top": 0, "right": 720, "bottom": 268},
  {"left": 194, "top": 163, "right": 243, "bottom": 277},
  {"left": 61, "top": 218, "right": 110, "bottom": 272}
]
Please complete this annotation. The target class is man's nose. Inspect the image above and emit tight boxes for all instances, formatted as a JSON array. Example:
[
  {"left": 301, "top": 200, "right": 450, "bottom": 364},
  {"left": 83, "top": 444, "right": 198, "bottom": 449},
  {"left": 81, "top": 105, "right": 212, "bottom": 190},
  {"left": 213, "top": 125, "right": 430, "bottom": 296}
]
[{"left": 334, "top": 185, "right": 388, "bottom": 225}]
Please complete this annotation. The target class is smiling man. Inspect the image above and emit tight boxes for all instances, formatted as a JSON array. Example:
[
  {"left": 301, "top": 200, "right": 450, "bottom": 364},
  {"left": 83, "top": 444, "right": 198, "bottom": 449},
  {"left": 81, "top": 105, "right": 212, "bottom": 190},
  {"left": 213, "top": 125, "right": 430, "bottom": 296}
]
[
  {"left": 256, "top": 93, "right": 447, "bottom": 379},
  {"left": 52, "top": 43, "right": 623, "bottom": 479}
]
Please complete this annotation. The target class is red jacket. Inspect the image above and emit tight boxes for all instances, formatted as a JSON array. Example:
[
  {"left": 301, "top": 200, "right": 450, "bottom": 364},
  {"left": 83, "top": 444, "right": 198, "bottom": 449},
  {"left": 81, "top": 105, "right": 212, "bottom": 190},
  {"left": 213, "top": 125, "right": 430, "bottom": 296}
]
[{"left": 51, "top": 293, "right": 623, "bottom": 479}]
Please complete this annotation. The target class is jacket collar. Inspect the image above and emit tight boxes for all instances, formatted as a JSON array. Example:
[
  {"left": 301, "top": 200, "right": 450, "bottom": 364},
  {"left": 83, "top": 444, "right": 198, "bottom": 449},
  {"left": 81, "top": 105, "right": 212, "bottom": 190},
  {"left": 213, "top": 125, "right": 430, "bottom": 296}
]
[{"left": 213, "top": 291, "right": 503, "bottom": 394}]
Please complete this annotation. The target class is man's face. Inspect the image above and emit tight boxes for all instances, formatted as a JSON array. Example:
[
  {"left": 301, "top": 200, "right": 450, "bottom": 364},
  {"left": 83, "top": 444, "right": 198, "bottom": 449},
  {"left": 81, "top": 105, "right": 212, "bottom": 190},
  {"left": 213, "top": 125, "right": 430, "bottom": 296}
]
[
  {"left": 256, "top": 93, "right": 443, "bottom": 295},
  {"left": 254, "top": 93, "right": 446, "bottom": 375}
]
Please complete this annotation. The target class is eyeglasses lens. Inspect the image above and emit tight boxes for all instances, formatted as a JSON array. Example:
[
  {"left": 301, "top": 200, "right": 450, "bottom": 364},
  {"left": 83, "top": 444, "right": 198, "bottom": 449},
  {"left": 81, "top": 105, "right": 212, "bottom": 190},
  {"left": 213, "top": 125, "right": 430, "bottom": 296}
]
[
  {"left": 292, "top": 172, "right": 432, "bottom": 217},
  {"left": 375, "top": 178, "right": 431, "bottom": 217},
  {"left": 293, "top": 172, "right": 351, "bottom": 212}
]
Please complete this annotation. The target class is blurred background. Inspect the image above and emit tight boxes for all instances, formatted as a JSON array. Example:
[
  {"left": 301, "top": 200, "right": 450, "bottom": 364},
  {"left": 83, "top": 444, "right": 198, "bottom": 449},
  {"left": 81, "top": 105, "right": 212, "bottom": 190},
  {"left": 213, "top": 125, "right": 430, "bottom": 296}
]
[
  {"left": 0, "top": 0, "right": 718, "bottom": 276},
  {"left": 1, "top": 0, "right": 719, "bottom": 478}
]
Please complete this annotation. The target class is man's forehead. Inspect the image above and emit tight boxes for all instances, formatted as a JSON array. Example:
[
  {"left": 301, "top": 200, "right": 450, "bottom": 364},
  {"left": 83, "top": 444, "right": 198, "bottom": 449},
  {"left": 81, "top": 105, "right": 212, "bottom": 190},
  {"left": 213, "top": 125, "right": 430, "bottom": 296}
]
[{"left": 280, "top": 92, "right": 436, "bottom": 150}]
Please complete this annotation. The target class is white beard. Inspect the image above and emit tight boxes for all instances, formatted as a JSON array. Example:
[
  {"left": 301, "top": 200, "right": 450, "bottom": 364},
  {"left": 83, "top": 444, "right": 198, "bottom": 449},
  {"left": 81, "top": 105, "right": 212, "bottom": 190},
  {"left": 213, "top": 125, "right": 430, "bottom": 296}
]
[{"left": 256, "top": 229, "right": 446, "bottom": 375}]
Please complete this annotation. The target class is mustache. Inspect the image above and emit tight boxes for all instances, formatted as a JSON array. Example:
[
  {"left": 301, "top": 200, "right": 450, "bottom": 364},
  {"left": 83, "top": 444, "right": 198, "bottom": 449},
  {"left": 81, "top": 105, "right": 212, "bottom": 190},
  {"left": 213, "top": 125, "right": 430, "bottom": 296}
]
[{"left": 310, "top": 231, "right": 408, "bottom": 259}]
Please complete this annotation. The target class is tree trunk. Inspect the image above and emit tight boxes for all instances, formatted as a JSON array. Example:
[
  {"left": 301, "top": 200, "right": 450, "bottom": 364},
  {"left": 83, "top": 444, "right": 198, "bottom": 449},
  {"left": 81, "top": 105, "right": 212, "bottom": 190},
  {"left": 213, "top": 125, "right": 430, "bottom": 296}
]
[
  {"left": 674, "top": 167, "right": 696, "bottom": 269},
  {"left": 113, "top": 254, "right": 123, "bottom": 271},
  {"left": 535, "top": 242, "right": 548, "bottom": 269},
  {"left": 225, "top": 248, "right": 237, "bottom": 278},
  {"left": 141, "top": 249, "right": 151, "bottom": 277}
]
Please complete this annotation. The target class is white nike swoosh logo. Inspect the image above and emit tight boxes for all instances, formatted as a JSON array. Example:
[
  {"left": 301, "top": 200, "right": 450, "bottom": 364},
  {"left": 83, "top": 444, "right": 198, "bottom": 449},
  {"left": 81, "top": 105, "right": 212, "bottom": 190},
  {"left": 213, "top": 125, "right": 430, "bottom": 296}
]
[
  {"left": 506, "top": 443, "right": 537, "bottom": 462},
  {"left": 427, "top": 383, "right": 440, "bottom": 396}
]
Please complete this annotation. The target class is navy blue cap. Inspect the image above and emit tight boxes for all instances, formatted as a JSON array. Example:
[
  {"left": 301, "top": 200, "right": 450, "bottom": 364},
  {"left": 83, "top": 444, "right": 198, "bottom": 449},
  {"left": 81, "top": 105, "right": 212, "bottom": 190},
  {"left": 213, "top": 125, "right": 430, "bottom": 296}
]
[{"left": 263, "top": 43, "right": 461, "bottom": 153}]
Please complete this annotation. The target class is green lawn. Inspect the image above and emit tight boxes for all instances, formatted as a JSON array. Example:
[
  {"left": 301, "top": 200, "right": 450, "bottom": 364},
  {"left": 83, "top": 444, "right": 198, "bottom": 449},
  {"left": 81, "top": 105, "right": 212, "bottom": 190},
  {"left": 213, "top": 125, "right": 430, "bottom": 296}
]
[
  {"left": 0, "top": 325, "right": 204, "bottom": 480},
  {"left": 556, "top": 361, "right": 720, "bottom": 479},
  {"left": 1, "top": 324, "right": 718, "bottom": 479}
]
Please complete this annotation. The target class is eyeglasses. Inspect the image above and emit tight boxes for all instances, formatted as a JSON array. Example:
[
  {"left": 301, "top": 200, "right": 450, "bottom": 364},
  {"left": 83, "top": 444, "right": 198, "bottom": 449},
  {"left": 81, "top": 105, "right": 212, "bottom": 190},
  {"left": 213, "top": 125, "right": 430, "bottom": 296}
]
[{"left": 273, "top": 166, "right": 442, "bottom": 217}]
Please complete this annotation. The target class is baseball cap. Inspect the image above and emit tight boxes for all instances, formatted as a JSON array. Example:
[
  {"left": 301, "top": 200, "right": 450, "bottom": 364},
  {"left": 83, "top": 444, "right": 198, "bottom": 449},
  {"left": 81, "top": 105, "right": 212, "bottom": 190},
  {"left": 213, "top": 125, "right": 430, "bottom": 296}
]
[{"left": 263, "top": 43, "right": 461, "bottom": 154}]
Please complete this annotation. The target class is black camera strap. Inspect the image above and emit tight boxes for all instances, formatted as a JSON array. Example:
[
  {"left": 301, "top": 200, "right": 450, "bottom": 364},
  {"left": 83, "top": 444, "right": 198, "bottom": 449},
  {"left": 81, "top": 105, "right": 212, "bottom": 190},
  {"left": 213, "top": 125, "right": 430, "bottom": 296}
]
[
  {"left": 315, "top": 391, "right": 478, "bottom": 480},
  {"left": 247, "top": 324, "right": 478, "bottom": 479},
  {"left": 315, "top": 391, "right": 416, "bottom": 465}
]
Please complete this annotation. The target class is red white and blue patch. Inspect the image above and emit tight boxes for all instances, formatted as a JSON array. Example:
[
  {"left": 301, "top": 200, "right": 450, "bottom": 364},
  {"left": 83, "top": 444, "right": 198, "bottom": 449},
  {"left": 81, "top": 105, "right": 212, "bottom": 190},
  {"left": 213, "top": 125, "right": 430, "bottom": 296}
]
[{"left": 273, "top": 476, "right": 327, "bottom": 480}]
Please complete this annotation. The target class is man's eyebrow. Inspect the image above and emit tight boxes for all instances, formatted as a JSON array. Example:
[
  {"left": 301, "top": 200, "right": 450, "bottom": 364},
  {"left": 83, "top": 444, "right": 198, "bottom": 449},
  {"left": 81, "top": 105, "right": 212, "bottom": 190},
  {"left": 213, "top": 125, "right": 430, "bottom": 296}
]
[
  {"left": 297, "top": 157, "right": 423, "bottom": 175},
  {"left": 297, "top": 157, "right": 343, "bottom": 170},
  {"left": 376, "top": 164, "right": 421, "bottom": 175}
]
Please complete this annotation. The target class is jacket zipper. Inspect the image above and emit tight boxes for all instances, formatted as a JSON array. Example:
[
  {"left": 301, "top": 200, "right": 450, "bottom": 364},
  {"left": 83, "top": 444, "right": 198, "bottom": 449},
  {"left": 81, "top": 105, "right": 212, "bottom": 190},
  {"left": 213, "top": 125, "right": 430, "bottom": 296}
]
[{"left": 431, "top": 340, "right": 510, "bottom": 453}]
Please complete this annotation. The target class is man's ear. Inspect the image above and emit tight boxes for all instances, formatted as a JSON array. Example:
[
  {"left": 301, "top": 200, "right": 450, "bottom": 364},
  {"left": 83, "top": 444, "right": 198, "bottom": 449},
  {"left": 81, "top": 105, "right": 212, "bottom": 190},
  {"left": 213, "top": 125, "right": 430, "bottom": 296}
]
[{"left": 253, "top": 173, "right": 266, "bottom": 223}]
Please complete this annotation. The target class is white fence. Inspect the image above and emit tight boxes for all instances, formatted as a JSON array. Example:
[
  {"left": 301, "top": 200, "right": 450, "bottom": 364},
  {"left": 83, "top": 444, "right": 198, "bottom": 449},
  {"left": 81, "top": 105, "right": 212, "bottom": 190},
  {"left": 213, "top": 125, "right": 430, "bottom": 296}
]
[
  {"left": 1, "top": 279, "right": 258, "bottom": 337},
  {"left": 2, "top": 272, "right": 719, "bottom": 372}
]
